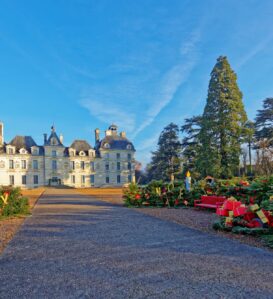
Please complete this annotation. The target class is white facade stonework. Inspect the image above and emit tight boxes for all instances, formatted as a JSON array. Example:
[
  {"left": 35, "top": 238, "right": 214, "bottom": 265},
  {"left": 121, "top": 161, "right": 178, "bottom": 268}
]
[{"left": 0, "top": 123, "right": 135, "bottom": 188}]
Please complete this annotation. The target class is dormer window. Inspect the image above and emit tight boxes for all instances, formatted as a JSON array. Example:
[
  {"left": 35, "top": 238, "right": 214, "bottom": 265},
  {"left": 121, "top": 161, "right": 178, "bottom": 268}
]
[
  {"left": 51, "top": 137, "right": 57, "bottom": 145},
  {"left": 79, "top": 151, "right": 86, "bottom": 156},
  {"left": 88, "top": 149, "right": 95, "bottom": 157},
  {"left": 19, "top": 148, "right": 27, "bottom": 154},
  {"left": 7, "top": 146, "right": 15, "bottom": 155},
  {"left": 127, "top": 144, "right": 132, "bottom": 150},
  {"left": 104, "top": 143, "right": 110, "bottom": 149},
  {"left": 33, "top": 149, "right": 38, "bottom": 155},
  {"left": 69, "top": 149, "right": 76, "bottom": 157}
]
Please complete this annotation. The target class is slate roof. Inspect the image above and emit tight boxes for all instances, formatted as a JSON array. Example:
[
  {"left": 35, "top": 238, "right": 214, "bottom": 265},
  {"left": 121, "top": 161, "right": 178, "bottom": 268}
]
[
  {"left": 95, "top": 135, "right": 135, "bottom": 151},
  {"left": 44, "top": 130, "right": 63, "bottom": 146},
  {"left": 70, "top": 140, "right": 92, "bottom": 154},
  {"left": 9, "top": 136, "right": 37, "bottom": 152}
]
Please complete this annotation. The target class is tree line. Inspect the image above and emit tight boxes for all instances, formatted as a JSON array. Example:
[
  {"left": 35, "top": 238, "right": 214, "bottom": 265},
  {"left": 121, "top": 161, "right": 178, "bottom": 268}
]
[{"left": 140, "top": 56, "right": 273, "bottom": 183}]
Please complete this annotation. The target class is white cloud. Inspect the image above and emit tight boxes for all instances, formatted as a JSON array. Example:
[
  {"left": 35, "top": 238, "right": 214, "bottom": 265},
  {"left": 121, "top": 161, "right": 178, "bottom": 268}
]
[
  {"left": 236, "top": 33, "right": 273, "bottom": 69},
  {"left": 81, "top": 98, "right": 136, "bottom": 132},
  {"left": 137, "top": 134, "right": 159, "bottom": 151},
  {"left": 132, "top": 30, "right": 201, "bottom": 138}
]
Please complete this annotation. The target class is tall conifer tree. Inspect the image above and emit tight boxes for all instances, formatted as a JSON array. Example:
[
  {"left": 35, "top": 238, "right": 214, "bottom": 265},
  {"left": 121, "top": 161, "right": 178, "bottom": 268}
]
[
  {"left": 197, "top": 56, "right": 247, "bottom": 178},
  {"left": 147, "top": 123, "right": 182, "bottom": 182}
]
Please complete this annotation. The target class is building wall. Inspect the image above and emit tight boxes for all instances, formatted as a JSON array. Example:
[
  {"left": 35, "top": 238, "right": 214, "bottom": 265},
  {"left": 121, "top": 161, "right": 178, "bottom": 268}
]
[
  {"left": 0, "top": 153, "right": 44, "bottom": 188},
  {"left": 0, "top": 148, "right": 135, "bottom": 189},
  {"left": 95, "top": 149, "right": 135, "bottom": 187}
]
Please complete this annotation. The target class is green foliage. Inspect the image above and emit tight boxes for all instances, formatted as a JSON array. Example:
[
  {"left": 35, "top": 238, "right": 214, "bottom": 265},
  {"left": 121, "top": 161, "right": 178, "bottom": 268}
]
[
  {"left": 181, "top": 116, "right": 202, "bottom": 178},
  {"left": 197, "top": 56, "right": 248, "bottom": 178},
  {"left": 254, "top": 98, "right": 273, "bottom": 176},
  {"left": 255, "top": 98, "right": 273, "bottom": 143},
  {"left": 261, "top": 234, "right": 273, "bottom": 249},
  {"left": 231, "top": 226, "right": 267, "bottom": 236},
  {"left": 0, "top": 187, "right": 29, "bottom": 217},
  {"left": 122, "top": 183, "right": 142, "bottom": 207},
  {"left": 146, "top": 123, "right": 182, "bottom": 182},
  {"left": 123, "top": 180, "right": 205, "bottom": 208},
  {"left": 213, "top": 218, "right": 231, "bottom": 231}
]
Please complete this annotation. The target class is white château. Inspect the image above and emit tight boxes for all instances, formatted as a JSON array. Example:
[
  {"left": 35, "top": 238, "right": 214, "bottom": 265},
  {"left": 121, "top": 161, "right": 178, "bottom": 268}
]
[{"left": 0, "top": 123, "right": 136, "bottom": 188}]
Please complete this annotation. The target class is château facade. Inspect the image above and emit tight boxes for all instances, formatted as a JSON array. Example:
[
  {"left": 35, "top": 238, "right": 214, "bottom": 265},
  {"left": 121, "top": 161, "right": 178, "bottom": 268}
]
[{"left": 0, "top": 123, "right": 136, "bottom": 188}]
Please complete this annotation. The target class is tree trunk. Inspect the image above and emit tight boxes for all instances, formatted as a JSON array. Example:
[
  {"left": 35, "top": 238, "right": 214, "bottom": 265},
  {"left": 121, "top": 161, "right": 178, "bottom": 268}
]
[{"left": 248, "top": 140, "right": 252, "bottom": 175}]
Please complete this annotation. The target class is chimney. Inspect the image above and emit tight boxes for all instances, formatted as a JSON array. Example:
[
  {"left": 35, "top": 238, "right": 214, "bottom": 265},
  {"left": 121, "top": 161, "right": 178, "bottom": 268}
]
[
  {"left": 60, "top": 134, "right": 64, "bottom": 144},
  {"left": 0, "top": 122, "right": 4, "bottom": 146},
  {"left": 120, "top": 131, "right": 126, "bottom": 138},
  {"left": 43, "top": 133, "right": 47, "bottom": 144},
  {"left": 95, "top": 128, "right": 100, "bottom": 143}
]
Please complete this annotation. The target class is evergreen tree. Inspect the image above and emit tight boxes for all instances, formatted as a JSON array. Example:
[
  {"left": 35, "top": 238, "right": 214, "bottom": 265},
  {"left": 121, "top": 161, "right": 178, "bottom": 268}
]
[
  {"left": 197, "top": 56, "right": 248, "bottom": 178},
  {"left": 147, "top": 123, "right": 182, "bottom": 182},
  {"left": 254, "top": 98, "right": 273, "bottom": 175},
  {"left": 181, "top": 115, "right": 202, "bottom": 177},
  {"left": 255, "top": 98, "right": 273, "bottom": 144}
]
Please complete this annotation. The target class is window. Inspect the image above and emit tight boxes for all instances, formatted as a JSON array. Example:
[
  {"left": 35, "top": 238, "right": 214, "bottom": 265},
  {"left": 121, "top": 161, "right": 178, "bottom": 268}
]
[
  {"left": 105, "top": 163, "right": 109, "bottom": 171},
  {"left": 116, "top": 153, "right": 120, "bottom": 159},
  {"left": 105, "top": 153, "right": 110, "bottom": 159},
  {"left": 128, "top": 153, "right": 131, "bottom": 160},
  {"left": 128, "top": 162, "right": 131, "bottom": 170},
  {"left": 117, "top": 162, "right": 121, "bottom": 171},
  {"left": 32, "top": 148, "right": 38, "bottom": 155},
  {"left": 20, "top": 148, "right": 26, "bottom": 154},
  {"left": 117, "top": 175, "right": 121, "bottom": 184},
  {"left": 9, "top": 160, "right": 14, "bottom": 169},
  {"left": 71, "top": 175, "right": 75, "bottom": 184},
  {"left": 127, "top": 144, "right": 132, "bottom": 150},
  {"left": 106, "top": 176, "right": 109, "bottom": 184},
  {"left": 90, "top": 162, "right": 95, "bottom": 172},
  {"left": 52, "top": 160, "right": 57, "bottom": 170},
  {"left": 104, "top": 143, "right": 110, "bottom": 149},
  {"left": 81, "top": 175, "right": 85, "bottom": 184},
  {"left": 51, "top": 138, "right": 57, "bottom": 145},
  {"left": 81, "top": 161, "right": 85, "bottom": 170},
  {"left": 21, "top": 160, "right": 27, "bottom": 169},
  {"left": 22, "top": 175, "right": 27, "bottom": 185},
  {"left": 8, "top": 148, "right": 14, "bottom": 154},
  {"left": 52, "top": 150, "right": 57, "bottom": 157},
  {"left": 33, "top": 175, "right": 39, "bottom": 184},
  {"left": 9, "top": 175, "right": 14, "bottom": 185},
  {"left": 33, "top": 160, "right": 38, "bottom": 170},
  {"left": 71, "top": 161, "right": 75, "bottom": 170},
  {"left": 128, "top": 175, "right": 132, "bottom": 183},
  {"left": 90, "top": 175, "right": 95, "bottom": 184}
]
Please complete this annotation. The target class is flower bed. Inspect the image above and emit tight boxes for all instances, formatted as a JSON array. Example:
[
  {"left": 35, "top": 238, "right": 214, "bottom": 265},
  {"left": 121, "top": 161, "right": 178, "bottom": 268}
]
[
  {"left": 0, "top": 187, "right": 29, "bottom": 217},
  {"left": 123, "top": 180, "right": 204, "bottom": 208}
]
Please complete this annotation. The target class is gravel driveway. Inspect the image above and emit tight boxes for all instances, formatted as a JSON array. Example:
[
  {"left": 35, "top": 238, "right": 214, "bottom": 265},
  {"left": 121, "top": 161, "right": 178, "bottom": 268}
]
[{"left": 1, "top": 189, "right": 273, "bottom": 299}]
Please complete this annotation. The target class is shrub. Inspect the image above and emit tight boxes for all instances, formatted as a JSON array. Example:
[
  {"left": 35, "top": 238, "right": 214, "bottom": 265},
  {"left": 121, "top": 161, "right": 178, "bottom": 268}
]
[{"left": 0, "top": 186, "right": 29, "bottom": 217}]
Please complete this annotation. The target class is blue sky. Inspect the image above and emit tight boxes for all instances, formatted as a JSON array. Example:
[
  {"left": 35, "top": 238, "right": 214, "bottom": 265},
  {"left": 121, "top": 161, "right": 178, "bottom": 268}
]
[{"left": 1, "top": 0, "right": 273, "bottom": 166}]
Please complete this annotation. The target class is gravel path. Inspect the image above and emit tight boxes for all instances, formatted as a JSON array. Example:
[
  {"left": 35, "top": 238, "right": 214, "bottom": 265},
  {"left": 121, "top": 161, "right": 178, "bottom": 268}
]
[
  {"left": 1, "top": 189, "right": 273, "bottom": 298},
  {"left": 137, "top": 207, "right": 268, "bottom": 250}
]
